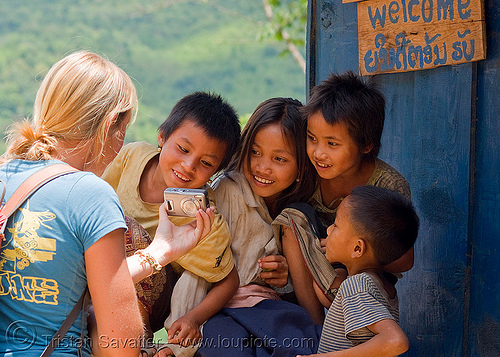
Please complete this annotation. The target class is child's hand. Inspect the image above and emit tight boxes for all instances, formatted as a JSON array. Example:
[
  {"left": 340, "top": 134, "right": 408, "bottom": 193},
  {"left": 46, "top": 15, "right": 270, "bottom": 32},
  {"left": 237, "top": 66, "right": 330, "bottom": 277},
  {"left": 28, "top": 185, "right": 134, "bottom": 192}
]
[
  {"left": 167, "top": 315, "right": 202, "bottom": 347},
  {"left": 258, "top": 255, "right": 289, "bottom": 288}
]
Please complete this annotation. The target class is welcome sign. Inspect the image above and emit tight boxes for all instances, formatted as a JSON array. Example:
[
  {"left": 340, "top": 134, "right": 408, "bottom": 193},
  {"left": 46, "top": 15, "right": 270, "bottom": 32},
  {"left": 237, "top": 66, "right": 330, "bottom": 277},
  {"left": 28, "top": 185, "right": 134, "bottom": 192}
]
[{"left": 343, "top": 0, "right": 486, "bottom": 75}]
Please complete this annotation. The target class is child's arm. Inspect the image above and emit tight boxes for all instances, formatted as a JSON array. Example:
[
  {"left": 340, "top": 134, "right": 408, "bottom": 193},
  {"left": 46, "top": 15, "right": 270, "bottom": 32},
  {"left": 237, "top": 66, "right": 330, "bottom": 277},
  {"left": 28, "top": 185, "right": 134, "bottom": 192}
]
[
  {"left": 312, "top": 266, "right": 348, "bottom": 309},
  {"left": 281, "top": 226, "right": 347, "bottom": 323},
  {"left": 296, "top": 319, "right": 409, "bottom": 357},
  {"left": 167, "top": 266, "right": 239, "bottom": 346}
]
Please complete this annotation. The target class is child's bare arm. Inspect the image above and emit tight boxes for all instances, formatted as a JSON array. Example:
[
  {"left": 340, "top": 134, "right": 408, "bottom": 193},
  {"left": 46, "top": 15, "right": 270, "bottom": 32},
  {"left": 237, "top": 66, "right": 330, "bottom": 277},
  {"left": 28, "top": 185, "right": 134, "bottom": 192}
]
[
  {"left": 296, "top": 319, "right": 409, "bottom": 357},
  {"left": 167, "top": 267, "right": 239, "bottom": 346}
]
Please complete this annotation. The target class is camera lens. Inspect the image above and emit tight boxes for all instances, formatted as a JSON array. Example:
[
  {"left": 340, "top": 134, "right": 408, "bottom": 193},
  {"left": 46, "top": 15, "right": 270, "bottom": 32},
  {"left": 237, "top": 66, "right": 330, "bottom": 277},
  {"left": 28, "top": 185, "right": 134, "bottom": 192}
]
[{"left": 181, "top": 198, "right": 200, "bottom": 216}]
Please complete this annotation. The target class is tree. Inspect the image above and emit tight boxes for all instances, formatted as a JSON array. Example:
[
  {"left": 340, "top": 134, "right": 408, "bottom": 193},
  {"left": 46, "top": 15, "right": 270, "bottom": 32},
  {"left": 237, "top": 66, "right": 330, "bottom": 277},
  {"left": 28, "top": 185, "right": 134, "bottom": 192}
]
[{"left": 260, "top": 0, "right": 307, "bottom": 73}]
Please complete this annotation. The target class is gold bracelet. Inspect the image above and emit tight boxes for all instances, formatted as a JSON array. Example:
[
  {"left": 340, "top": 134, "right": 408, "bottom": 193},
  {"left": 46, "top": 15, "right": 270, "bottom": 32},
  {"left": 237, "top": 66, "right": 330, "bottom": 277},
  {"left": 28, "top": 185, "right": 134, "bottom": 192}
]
[{"left": 134, "top": 249, "right": 162, "bottom": 275}]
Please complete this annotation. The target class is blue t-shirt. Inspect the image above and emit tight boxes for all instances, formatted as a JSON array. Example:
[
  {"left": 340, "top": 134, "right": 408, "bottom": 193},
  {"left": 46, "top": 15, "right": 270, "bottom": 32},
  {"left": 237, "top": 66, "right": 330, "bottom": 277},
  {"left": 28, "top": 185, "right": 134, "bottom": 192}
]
[{"left": 0, "top": 160, "right": 127, "bottom": 356}]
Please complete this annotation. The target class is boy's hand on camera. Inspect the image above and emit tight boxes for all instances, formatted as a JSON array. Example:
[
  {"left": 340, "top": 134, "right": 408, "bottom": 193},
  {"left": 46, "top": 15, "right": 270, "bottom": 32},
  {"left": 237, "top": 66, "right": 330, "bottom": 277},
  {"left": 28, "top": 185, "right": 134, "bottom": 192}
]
[
  {"left": 148, "top": 204, "right": 215, "bottom": 266},
  {"left": 167, "top": 315, "right": 202, "bottom": 347},
  {"left": 258, "top": 255, "right": 289, "bottom": 288}
]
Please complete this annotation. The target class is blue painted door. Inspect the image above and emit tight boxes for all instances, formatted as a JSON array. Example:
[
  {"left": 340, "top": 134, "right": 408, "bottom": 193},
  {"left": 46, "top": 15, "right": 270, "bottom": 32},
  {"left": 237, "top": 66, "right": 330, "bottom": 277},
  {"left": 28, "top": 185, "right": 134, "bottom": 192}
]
[{"left": 307, "top": 1, "right": 500, "bottom": 355}]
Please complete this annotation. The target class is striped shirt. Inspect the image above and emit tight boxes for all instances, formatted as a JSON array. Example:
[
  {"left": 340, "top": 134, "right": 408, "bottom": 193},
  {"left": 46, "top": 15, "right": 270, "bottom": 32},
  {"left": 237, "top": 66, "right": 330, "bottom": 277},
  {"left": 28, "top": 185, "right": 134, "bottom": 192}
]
[{"left": 318, "top": 272, "right": 399, "bottom": 352}]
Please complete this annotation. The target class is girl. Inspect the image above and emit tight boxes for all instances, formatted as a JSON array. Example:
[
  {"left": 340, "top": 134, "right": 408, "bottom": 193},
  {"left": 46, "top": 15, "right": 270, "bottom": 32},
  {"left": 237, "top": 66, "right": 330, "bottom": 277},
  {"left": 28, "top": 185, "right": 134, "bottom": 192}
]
[{"left": 197, "top": 97, "right": 319, "bottom": 357}]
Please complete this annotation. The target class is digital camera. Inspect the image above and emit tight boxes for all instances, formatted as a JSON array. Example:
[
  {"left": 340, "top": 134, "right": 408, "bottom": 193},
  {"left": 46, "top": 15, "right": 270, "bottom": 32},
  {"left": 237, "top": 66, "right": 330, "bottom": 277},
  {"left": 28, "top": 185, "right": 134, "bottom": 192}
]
[{"left": 164, "top": 188, "right": 209, "bottom": 217}]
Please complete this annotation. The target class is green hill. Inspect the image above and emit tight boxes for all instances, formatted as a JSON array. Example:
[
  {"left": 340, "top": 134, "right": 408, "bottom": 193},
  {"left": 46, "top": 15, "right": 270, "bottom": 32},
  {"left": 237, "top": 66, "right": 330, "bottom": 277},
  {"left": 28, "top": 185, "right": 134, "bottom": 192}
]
[{"left": 0, "top": 0, "right": 306, "bottom": 151}]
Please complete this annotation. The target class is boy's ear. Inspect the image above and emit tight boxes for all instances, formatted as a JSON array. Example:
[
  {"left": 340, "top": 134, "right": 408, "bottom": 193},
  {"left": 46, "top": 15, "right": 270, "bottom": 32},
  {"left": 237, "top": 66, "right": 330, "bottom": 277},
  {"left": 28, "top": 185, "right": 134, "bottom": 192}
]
[
  {"left": 351, "top": 238, "right": 367, "bottom": 259},
  {"left": 362, "top": 143, "right": 374, "bottom": 154}
]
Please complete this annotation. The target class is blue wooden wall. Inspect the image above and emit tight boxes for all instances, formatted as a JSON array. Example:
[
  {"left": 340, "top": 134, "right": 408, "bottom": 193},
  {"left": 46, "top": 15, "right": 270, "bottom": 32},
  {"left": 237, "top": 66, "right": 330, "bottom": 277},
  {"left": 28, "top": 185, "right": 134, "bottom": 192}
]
[{"left": 307, "top": 1, "right": 500, "bottom": 355}]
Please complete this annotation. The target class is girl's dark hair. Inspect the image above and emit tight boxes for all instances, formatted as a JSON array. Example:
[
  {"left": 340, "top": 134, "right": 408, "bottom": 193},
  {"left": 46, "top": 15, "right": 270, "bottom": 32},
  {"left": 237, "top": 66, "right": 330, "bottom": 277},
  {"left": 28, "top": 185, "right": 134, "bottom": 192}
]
[
  {"left": 303, "top": 71, "right": 385, "bottom": 162},
  {"left": 158, "top": 91, "right": 240, "bottom": 171},
  {"left": 347, "top": 186, "right": 419, "bottom": 266},
  {"left": 229, "top": 97, "right": 316, "bottom": 217}
]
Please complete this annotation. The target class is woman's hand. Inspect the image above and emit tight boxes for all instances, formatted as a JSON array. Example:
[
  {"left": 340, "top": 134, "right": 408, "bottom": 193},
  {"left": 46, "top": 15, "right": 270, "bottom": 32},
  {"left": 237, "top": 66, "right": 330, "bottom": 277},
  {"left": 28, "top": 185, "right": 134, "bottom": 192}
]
[
  {"left": 258, "top": 255, "right": 289, "bottom": 288},
  {"left": 147, "top": 204, "right": 215, "bottom": 266}
]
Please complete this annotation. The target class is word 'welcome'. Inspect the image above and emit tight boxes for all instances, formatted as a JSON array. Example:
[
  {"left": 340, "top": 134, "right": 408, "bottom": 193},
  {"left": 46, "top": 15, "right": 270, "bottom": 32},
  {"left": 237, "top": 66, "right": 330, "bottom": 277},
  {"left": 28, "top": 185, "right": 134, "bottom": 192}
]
[{"left": 346, "top": 0, "right": 486, "bottom": 75}]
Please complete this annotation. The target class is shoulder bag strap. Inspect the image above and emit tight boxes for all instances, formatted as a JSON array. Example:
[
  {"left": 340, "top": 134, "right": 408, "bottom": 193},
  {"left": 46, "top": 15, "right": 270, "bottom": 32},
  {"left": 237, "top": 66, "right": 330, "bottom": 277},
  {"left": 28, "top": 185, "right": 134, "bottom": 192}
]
[
  {"left": 40, "top": 286, "right": 90, "bottom": 357},
  {"left": 0, "top": 163, "right": 78, "bottom": 237}
]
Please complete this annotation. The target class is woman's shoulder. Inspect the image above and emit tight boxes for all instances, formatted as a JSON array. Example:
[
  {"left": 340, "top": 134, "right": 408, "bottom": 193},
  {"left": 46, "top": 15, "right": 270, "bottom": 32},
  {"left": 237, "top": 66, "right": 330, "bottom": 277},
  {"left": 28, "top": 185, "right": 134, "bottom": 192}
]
[
  {"left": 54, "top": 169, "right": 118, "bottom": 204},
  {"left": 1, "top": 159, "right": 95, "bottom": 187}
]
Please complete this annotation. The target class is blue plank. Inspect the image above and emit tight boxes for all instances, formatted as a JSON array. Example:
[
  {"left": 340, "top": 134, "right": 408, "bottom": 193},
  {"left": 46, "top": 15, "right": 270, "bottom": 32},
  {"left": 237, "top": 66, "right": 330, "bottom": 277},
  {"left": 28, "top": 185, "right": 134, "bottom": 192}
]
[
  {"left": 391, "top": 64, "right": 472, "bottom": 357},
  {"left": 308, "top": 1, "right": 482, "bottom": 355},
  {"left": 468, "top": 0, "right": 500, "bottom": 355},
  {"left": 315, "top": 0, "right": 358, "bottom": 82}
]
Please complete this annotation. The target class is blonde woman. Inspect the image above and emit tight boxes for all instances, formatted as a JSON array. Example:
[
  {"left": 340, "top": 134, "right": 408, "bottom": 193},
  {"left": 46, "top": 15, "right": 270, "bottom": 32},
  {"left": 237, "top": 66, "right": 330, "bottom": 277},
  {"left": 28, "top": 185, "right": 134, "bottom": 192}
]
[{"left": 0, "top": 51, "right": 213, "bottom": 357}]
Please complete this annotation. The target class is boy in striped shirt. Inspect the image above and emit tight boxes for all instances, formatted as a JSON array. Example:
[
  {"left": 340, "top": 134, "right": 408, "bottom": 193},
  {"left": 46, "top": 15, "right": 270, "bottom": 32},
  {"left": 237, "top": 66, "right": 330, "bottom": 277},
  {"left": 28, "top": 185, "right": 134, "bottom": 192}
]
[{"left": 299, "top": 185, "right": 419, "bottom": 356}]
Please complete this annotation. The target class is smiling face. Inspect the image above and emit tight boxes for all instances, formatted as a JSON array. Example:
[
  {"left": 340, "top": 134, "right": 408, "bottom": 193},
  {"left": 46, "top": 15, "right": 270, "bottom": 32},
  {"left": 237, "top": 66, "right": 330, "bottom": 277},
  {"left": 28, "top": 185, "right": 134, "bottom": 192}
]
[
  {"left": 158, "top": 119, "right": 227, "bottom": 189},
  {"left": 243, "top": 123, "right": 298, "bottom": 206},
  {"left": 306, "top": 111, "right": 366, "bottom": 181}
]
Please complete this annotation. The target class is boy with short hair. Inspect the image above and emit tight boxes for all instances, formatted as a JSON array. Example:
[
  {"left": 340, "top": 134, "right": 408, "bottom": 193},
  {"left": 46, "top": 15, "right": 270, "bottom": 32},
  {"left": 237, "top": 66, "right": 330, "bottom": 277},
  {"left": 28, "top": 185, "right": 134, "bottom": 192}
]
[
  {"left": 102, "top": 91, "right": 241, "bottom": 356},
  {"left": 298, "top": 185, "right": 419, "bottom": 356}
]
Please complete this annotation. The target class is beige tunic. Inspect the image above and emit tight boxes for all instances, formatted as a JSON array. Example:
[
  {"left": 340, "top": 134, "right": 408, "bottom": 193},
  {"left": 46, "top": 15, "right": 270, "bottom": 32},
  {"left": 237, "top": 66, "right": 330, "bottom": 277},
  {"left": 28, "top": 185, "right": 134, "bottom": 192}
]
[{"left": 212, "top": 171, "right": 281, "bottom": 307}]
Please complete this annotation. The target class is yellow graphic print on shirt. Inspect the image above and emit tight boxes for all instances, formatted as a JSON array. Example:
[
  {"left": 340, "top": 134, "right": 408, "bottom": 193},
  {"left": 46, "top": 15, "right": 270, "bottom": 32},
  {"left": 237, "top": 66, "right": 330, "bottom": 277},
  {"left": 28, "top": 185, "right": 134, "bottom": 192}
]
[{"left": 0, "top": 200, "right": 59, "bottom": 304}]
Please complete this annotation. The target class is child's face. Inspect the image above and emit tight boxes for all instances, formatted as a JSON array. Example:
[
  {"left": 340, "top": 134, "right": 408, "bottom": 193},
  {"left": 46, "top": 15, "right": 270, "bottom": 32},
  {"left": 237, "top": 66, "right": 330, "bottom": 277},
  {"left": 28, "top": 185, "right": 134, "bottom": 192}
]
[
  {"left": 325, "top": 199, "right": 358, "bottom": 264},
  {"left": 306, "top": 111, "right": 364, "bottom": 181},
  {"left": 243, "top": 123, "right": 298, "bottom": 202},
  {"left": 158, "top": 120, "right": 227, "bottom": 189}
]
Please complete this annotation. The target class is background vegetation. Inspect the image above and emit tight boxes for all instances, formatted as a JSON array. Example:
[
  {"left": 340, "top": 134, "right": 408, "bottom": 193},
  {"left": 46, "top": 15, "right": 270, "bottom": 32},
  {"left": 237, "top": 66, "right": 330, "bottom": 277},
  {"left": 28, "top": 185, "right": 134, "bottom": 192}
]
[{"left": 0, "top": 0, "right": 306, "bottom": 151}]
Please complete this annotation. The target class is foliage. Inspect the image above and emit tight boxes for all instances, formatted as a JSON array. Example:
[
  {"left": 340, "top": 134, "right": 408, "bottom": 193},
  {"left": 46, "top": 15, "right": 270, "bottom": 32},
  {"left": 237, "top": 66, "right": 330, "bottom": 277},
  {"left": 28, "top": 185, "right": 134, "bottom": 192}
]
[
  {"left": 260, "top": 0, "right": 307, "bottom": 71},
  {"left": 263, "top": 0, "right": 307, "bottom": 44},
  {"left": 0, "top": 0, "right": 306, "bottom": 152}
]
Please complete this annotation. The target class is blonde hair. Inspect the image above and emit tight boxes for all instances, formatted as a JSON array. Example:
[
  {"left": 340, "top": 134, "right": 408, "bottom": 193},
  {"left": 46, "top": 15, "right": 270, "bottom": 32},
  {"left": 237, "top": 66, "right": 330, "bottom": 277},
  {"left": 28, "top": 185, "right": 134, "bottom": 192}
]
[{"left": 4, "top": 51, "right": 138, "bottom": 165}]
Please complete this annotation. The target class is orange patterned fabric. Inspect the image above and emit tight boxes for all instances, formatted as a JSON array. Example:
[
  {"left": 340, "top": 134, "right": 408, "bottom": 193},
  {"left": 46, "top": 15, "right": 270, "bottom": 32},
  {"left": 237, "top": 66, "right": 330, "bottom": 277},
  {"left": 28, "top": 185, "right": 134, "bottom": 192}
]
[{"left": 124, "top": 216, "right": 177, "bottom": 330}]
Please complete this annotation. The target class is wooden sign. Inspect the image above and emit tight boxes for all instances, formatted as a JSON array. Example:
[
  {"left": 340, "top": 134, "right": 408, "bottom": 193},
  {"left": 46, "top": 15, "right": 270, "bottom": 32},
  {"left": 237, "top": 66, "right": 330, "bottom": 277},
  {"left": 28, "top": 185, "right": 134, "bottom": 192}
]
[{"left": 351, "top": 0, "right": 486, "bottom": 75}]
